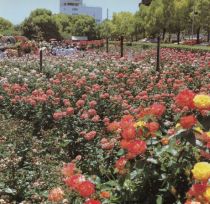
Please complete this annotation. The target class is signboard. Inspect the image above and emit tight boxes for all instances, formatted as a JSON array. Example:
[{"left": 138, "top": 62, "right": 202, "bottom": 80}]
[{"left": 72, "top": 36, "right": 88, "bottom": 41}]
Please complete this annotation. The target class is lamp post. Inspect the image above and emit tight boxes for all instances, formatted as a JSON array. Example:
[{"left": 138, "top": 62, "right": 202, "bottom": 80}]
[
  {"left": 120, "top": 36, "right": 124, "bottom": 58},
  {"left": 156, "top": 35, "right": 160, "bottom": 72},
  {"left": 106, "top": 37, "right": 109, "bottom": 53}
]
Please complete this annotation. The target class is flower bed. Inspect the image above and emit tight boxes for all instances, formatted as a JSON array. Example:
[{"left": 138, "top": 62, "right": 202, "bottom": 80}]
[{"left": 0, "top": 48, "right": 209, "bottom": 203}]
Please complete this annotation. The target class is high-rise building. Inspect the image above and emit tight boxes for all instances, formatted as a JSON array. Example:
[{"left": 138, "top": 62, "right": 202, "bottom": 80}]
[{"left": 60, "top": 0, "right": 102, "bottom": 23}]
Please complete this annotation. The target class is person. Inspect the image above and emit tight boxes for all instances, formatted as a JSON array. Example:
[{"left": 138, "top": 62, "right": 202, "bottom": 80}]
[{"left": 0, "top": 50, "right": 6, "bottom": 59}]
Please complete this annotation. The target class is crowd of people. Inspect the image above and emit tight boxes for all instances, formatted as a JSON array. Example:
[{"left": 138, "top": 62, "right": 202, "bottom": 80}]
[
  {"left": 0, "top": 40, "right": 80, "bottom": 59},
  {"left": 0, "top": 38, "right": 105, "bottom": 59}
]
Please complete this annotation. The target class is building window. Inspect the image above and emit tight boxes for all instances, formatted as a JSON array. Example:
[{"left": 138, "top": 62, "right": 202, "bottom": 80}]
[
  {"left": 72, "top": 8, "right": 78, "bottom": 11},
  {"left": 67, "top": 3, "right": 79, "bottom": 6}
]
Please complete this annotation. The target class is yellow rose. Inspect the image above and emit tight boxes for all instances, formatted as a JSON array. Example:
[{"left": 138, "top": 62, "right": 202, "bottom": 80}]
[
  {"left": 194, "top": 127, "right": 203, "bottom": 134},
  {"left": 193, "top": 95, "right": 210, "bottom": 109},
  {"left": 192, "top": 162, "right": 210, "bottom": 181},
  {"left": 134, "top": 121, "right": 146, "bottom": 128},
  {"left": 204, "top": 187, "right": 210, "bottom": 201}
]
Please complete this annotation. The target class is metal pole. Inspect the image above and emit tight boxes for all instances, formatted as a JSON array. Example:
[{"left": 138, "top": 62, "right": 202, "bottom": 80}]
[
  {"left": 106, "top": 37, "right": 109, "bottom": 53},
  {"left": 120, "top": 36, "right": 124, "bottom": 58},
  {"left": 40, "top": 49, "right": 43, "bottom": 71},
  {"left": 156, "top": 36, "right": 160, "bottom": 72}
]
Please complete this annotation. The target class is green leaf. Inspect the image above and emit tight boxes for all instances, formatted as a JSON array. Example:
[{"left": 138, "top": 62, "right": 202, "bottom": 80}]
[
  {"left": 147, "top": 157, "right": 158, "bottom": 164},
  {"left": 156, "top": 195, "right": 163, "bottom": 204},
  {"left": 130, "top": 170, "right": 137, "bottom": 179},
  {"left": 117, "top": 149, "right": 125, "bottom": 156},
  {"left": 3, "top": 188, "right": 17, "bottom": 195}
]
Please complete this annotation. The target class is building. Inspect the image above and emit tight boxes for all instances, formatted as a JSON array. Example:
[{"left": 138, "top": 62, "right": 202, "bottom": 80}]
[{"left": 60, "top": 0, "right": 102, "bottom": 23}]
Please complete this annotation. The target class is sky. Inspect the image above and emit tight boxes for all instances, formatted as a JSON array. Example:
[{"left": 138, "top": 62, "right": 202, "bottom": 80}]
[{"left": 0, "top": 0, "right": 140, "bottom": 25}]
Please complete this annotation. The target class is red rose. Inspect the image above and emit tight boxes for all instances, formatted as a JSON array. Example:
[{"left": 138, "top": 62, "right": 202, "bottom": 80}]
[
  {"left": 175, "top": 89, "right": 195, "bottom": 109},
  {"left": 150, "top": 103, "right": 166, "bottom": 117},
  {"left": 120, "top": 115, "right": 134, "bottom": 129},
  {"left": 64, "top": 174, "right": 85, "bottom": 190},
  {"left": 147, "top": 122, "right": 160, "bottom": 132},
  {"left": 115, "top": 156, "right": 127, "bottom": 171},
  {"left": 77, "top": 181, "right": 95, "bottom": 197},
  {"left": 121, "top": 126, "right": 136, "bottom": 140},
  {"left": 127, "top": 140, "right": 147, "bottom": 156},
  {"left": 84, "top": 199, "right": 101, "bottom": 204},
  {"left": 188, "top": 183, "right": 207, "bottom": 197},
  {"left": 66, "top": 107, "right": 74, "bottom": 115},
  {"left": 180, "top": 115, "right": 197, "bottom": 129},
  {"left": 84, "top": 131, "right": 97, "bottom": 141}
]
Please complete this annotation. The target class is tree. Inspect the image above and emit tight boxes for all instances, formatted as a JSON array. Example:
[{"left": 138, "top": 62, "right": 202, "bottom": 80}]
[
  {"left": 0, "top": 17, "right": 14, "bottom": 36},
  {"left": 112, "top": 12, "right": 135, "bottom": 40},
  {"left": 21, "top": 9, "right": 62, "bottom": 41},
  {"left": 134, "top": 6, "right": 150, "bottom": 40},
  {"left": 53, "top": 14, "right": 74, "bottom": 39},
  {"left": 98, "top": 19, "right": 115, "bottom": 39},
  {"left": 142, "top": 0, "right": 153, "bottom": 6},
  {"left": 143, "top": 0, "right": 164, "bottom": 37},
  {"left": 71, "top": 15, "right": 97, "bottom": 40},
  {"left": 29, "top": 9, "right": 52, "bottom": 18},
  {"left": 172, "top": 0, "right": 189, "bottom": 44},
  {"left": 161, "top": 0, "right": 175, "bottom": 40},
  {"left": 192, "top": 0, "right": 210, "bottom": 43}
]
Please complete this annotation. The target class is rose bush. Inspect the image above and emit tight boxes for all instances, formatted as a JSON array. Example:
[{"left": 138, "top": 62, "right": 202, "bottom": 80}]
[{"left": 0, "top": 48, "right": 209, "bottom": 203}]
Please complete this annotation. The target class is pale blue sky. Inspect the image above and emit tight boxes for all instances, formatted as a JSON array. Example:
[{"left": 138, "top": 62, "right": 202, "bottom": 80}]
[{"left": 0, "top": 0, "right": 140, "bottom": 25}]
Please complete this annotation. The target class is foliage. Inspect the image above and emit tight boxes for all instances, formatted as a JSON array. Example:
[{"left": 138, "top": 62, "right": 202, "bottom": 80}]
[
  {"left": 21, "top": 9, "right": 62, "bottom": 41},
  {"left": 0, "top": 17, "right": 15, "bottom": 36},
  {"left": 20, "top": 9, "right": 98, "bottom": 41},
  {"left": 111, "top": 12, "right": 135, "bottom": 39},
  {"left": 71, "top": 15, "right": 97, "bottom": 40}
]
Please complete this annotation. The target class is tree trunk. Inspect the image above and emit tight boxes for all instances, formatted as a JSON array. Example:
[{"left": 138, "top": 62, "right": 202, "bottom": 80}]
[
  {"left": 162, "top": 28, "right": 166, "bottom": 41},
  {"left": 169, "top": 33, "right": 171, "bottom": 43},
  {"left": 131, "top": 36, "right": 133, "bottom": 42},
  {"left": 196, "top": 28, "right": 200, "bottom": 44},
  {"left": 177, "top": 31, "right": 180, "bottom": 45},
  {"left": 208, "top": 30, "right": 210, "bottom": 43}
]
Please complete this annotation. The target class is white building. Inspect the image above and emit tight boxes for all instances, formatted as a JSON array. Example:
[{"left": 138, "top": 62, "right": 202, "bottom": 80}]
[{"left": 60, "top": 0, "right": 102, "bottom": 23}]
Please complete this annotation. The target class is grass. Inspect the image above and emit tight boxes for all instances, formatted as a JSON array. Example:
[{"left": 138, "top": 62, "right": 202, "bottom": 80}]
[
  {"left": 129, "top": 42, "right": 210, "bottom": 52},
  {"left": 110, "top": 41, "right": 210, "bottom": 52}
]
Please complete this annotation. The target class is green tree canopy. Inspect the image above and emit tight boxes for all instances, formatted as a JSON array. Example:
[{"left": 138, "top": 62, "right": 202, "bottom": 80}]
[
  {"left": 21, "top": 9, "right": 62, "bottom": 41},
  {"left": 112, "top": 12, "right": 135, "bottom": 39},
  {"left": 98, "top": 19, "right": 115, "bottom": 38},
  {"left": 53, "top": 14, "right": 74, "bottom": 39},
  {"left": 0, "top": 17, "right": 14, "bottom": 36},
  {"left": 71, "top": 15, "right": 97, "bottom": 40}
]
